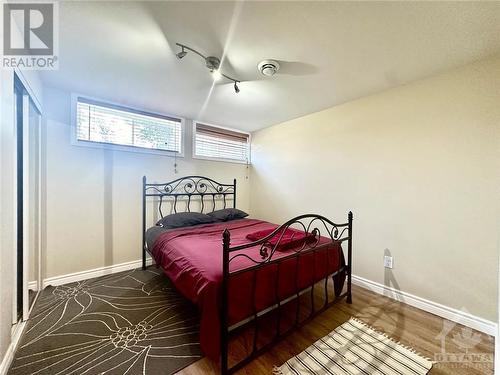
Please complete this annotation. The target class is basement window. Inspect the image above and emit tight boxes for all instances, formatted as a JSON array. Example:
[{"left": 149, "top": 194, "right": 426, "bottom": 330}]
[
  {"left": 193, "top": 122, "right": 250, "bottom": 163},
  {"left": 73, "top": 96, "right": 183, "bottom": 155}
]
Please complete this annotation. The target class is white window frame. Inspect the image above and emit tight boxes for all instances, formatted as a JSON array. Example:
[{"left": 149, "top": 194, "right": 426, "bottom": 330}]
[
  {"left": 192, "top": 121, "right": 251, "bottom": 164},
  {"left": 71, "top": 93, "right": 185, "bottom": 157}
]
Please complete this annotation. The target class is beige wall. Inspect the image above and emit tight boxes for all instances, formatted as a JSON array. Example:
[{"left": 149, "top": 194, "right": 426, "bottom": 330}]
[
  {"left": 250, "top": 56, "right": 500, "bottom": 321},
  {"left": 43, "top": 87, "right": 250, "bottom": 279}
]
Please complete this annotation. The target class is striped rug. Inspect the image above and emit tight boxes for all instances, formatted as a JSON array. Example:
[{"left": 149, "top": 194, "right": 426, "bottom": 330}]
[{"left": 274, "top": 317, "right": 433, "bottom": 375}]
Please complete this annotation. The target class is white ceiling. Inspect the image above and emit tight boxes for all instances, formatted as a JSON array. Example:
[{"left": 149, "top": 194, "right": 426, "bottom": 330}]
[{"left": 41, "top": 1, "right": 500, "bottom": 132}]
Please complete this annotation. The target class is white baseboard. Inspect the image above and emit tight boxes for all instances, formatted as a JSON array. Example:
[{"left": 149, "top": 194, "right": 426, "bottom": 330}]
[
  {"left": 352, "top": 274, "right": 497, "bottom": 337},
  {"left": 28, "top": 281, "right": 38, "bottom": 291},
  {"left": 43, "top": 257, "right": 153, "bottom": 288},
  {"left": 17, "top": 263, "right": 497, "bottom": 342},
  {"left": 0, "top": 321, "right": 27, "bottom": 375}
]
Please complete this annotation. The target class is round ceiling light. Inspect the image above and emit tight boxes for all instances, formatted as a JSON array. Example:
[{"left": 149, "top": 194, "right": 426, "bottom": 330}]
[{"left": 258, "top": 60, "right": 280, "bottom": 76}]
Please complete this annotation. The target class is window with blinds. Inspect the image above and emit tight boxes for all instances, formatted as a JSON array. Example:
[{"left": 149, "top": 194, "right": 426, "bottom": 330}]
[
  {"left": 75, "top": 97, "right": 183, "bottom": 153},
  {"left": 194, "top": 122, "right": 250, "bottom": 163}
]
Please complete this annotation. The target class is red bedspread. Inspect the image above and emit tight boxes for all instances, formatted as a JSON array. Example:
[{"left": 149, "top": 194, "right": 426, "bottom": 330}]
[{"left": 151, "top": 219, "right": 345, "bottom": 359}]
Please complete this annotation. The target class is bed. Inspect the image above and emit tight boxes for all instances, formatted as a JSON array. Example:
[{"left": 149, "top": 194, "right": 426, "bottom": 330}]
[{"left": 142, "top": 176, "right": 353, "bottom": 374}]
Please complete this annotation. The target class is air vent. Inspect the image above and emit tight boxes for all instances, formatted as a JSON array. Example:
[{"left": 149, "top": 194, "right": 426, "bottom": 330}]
[{"left": 258, "top": 60, "right": 280, "bottom": 76}]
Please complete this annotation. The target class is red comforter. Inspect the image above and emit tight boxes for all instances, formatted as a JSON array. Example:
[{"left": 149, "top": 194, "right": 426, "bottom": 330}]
[{"left": 151, "top": 219, "right": 345, "bottom": 359}]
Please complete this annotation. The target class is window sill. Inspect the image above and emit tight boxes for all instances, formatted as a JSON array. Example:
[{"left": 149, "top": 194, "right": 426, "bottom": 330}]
[
  {"left": 192, "top": 154, "right": 250, "bottom": 165},
  {"left": 71, "top": 139, "right": 185, "bottom": 158}
]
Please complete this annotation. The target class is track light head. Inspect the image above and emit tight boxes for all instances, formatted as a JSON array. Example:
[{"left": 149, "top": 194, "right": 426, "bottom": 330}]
[
  {"left": 176, "top": 49, "right": 187, "bottom": 59},
  {"left": 234, "top": 81, "right": 240, "bottom": 94}
]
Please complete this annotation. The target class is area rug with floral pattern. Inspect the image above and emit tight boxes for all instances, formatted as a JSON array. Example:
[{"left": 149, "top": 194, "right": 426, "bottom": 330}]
[{"left": 9, "top": 267, "right": 201, "bottom": 375}]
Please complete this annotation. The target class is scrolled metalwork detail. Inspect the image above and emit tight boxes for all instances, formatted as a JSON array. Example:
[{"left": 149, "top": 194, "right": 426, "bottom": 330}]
[
  {"left": 146, "top": 176, "right": 234, "bottom": 196},
  {"left": 228, "top": 214, "right": 350, "bottom": 266},
  {"left": 144, "top": 175, "right": 236, "bottom": 217},
  {"left": 259, "top": 243, "right": 271, "bottom": 260}
]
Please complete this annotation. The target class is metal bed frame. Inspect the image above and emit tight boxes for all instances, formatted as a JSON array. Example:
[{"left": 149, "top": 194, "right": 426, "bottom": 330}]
[{"left": 142, "top": 176, "right": 353, "bottom": 375}]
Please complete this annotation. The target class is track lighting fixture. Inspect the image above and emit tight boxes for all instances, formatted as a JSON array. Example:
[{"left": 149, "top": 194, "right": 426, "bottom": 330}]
[
  {"left": 176, "top": 46, "right": 187, "bottom": 59},
  {"left": 175, "top": 43, "right": 241, "bottom": 93}
]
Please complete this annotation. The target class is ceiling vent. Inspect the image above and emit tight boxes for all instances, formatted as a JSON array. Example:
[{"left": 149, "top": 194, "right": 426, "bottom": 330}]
[{"left": 258, "top": 60, "right": 280, "bottom": 76}]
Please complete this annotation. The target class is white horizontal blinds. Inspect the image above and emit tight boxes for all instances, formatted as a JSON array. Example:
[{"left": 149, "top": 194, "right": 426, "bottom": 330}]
[
  {"left": 76, "top": 98, "right": 182, "bottom": 153},
  {"left": 195, "top": 123, "right": 249, "bottom": 162}
]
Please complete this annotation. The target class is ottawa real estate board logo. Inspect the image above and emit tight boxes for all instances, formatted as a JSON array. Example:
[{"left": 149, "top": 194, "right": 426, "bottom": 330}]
[{"left": 2, "top": 1, "right": 58, "bottom": 69}]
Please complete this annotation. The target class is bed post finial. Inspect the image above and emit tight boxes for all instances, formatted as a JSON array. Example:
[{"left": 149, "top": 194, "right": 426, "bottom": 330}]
[{"left": 222, "top": 229, "right": 231, "bottom": 249}]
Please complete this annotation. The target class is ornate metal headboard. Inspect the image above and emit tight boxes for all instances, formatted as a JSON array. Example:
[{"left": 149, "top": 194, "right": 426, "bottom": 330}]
[
  {"left": 143, "top": 175, "right": 236, "bottom": 217},
  {"left": 142, "top": 175, "right": 237, "bottom": 267}
]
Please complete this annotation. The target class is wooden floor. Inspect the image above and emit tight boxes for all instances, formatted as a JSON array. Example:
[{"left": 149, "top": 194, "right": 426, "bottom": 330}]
[{"left": 180, "top": 284, "right": 495, "bottom": 375}]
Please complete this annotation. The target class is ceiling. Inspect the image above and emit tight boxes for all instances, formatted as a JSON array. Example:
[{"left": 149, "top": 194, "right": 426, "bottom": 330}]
[{"left": 41, "top": 1, "right": 500, "bottom": 132}]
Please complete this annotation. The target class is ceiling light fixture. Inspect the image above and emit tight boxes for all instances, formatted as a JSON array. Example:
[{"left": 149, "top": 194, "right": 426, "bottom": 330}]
[
  {"left": 175, "top": 42, "right": 241, "bottom": 93},
  {"left": 176, "top": 46, "right": 187, "bottom": 59}
]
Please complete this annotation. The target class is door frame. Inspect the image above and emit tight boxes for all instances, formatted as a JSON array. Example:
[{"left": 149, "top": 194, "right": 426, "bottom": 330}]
[{"left": 12, "top": 72, "right": 43, "bottom": 324}]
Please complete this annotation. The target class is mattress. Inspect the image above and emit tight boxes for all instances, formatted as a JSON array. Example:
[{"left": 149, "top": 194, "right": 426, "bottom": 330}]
[{"left": 149, "top": 218, "right": 345, "bottom": 359}]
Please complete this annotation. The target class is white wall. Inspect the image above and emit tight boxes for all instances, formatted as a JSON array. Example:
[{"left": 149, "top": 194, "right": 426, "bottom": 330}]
[
  {"left": 250, "top": 56, "right": 500, "bottom": 322},
  {"left": 43, "top": 87, "right": 250, "bottom": 279}
]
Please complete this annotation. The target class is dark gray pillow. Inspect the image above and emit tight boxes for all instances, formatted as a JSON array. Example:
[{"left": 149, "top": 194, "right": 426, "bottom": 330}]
[
  {"left": 208, "top": 208, "right": 248, "bottom": 222},
  {"left": 156, "top": 212, "right": 215, "bottom": 228}
]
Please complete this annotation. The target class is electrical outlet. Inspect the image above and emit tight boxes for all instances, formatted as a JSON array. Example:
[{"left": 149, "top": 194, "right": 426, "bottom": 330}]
[{"left": 384, "top": 255, "right": 393, "bottom": 269}]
